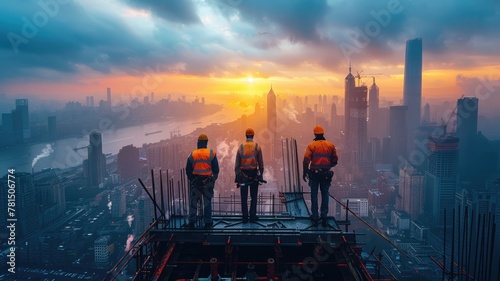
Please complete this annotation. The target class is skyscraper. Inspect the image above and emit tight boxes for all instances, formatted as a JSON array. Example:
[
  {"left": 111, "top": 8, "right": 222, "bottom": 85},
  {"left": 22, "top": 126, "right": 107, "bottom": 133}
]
[
  {"left": 267, "top": 86, "right": 277, "bottom": 160},
  {"left": 422, "top": 103, "right": 431, "bottom": 125},
  {"left": 403, "top": 38, "right": 423, "bottom": 142},
  {"left": 344, "top": 66, "right": 368, "bottom": 165},
  {"left": 344, "top": 65, "right": 356, "bottom": 149},
  {"left": 12, "top": 99, "right": 31, "bottom": 142},
  {"left": 1, "top": 173, "right": 39, "bottom": 238},
  {"left": 456, "top": 97, "right": 478, "bottom": 184},
  {"left": 399, "top": 164, "right": 424, "bottom": 220},
  {"left": 389, "top": 106, "right": 408, "bottom": 171},
  {"left": 86, "top": 131, "right": 106, "bottom": 188},
  {"left": 368, "top": 77, "right": 380, "bottom": 138},
  {"left": 107, "top": 87, "right": 112, "bottom": 109},
  {"left": 118, "top": 144, "right": 139, "bottom": 180},
  {"left": 424, "top": 136, "right": 458, "bottom": 226}
]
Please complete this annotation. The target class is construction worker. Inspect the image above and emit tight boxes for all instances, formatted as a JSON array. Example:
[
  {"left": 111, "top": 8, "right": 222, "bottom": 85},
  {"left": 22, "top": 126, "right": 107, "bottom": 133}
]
[
  {"left": 235, "top": 128, "right": 264, "bottom": 223},
  {"left": 186, "top": 133, "right": 219, "bottom": 229},
  {"left": 303, "top": 125, "right": 338, "bottom": 227}
]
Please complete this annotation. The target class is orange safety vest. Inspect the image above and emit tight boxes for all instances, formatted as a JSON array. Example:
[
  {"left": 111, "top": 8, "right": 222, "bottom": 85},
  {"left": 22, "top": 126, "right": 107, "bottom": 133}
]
[
  {"left": 305, "top": 140, "right": 337, "bottom": 170},
  {"left": 239, "top": 142, "right": 258, "bottom": 170},
  {"left": 189, "top": 148, "right": 215, "bottom": 176}
]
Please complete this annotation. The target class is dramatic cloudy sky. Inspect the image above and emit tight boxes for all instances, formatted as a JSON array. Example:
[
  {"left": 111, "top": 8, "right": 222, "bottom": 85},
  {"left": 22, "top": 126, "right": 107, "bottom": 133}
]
[{"left": 1, "top": 0, "right": 500, "bottom": 107}]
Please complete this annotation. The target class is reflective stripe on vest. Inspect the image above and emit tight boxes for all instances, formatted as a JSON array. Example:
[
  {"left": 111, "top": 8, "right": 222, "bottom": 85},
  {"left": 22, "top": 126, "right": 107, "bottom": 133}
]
[
  {"left": 190, "top": 148, "right": 214, "bottom": 176},
  {"left": 310, "top": 143, "right": 333, "bottom": 169},
  {"left": 240, "top": 142, "right": 258, "bottom": 170}
]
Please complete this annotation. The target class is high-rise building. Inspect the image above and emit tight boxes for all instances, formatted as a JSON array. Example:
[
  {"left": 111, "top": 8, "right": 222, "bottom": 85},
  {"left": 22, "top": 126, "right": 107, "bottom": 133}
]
[
  {"left": 118, "top": 145, "right": 139, "bottom": 180},
  {"left": 424, "top": 136, "right": 458, "bottom": 226},
  {"left": 266, "top": 86, "right": 278, "bottom": 160},
  {"left": 368, "top": 77, "right": 380, "bottom": 138},
  {"left": 389, "top": 105, "right": 408, "bottom": 171},
  {"left": 344, "top": 65, "right": 356, "bottom": 149},
  {"left": 86, "top": 131, "right": 106, "bottom": 188},
  {"left": 422, "top": 103, "right": 431, "bottom": 125},
  {"left": 399, "top": 164, "right": 424, "bottom": 220},
  {"left": 34, "top": 170, "right": 66, "bottom": 228},
  {"left": 107, "top": 87, "right": 112, "bottom": 109},
  {"left": 94, "top": 235, "right": 114, "bottom": 269},
  {"left": 456, "top": 97, "right": 478, "bottom": 184},
  {"left": 111, "top": 188, "right": 126, "bottom": 218},
  {"left": 0, "top": 172, "right": 39, "bottom": 238},
  {"left": 345, "top": 67, "right": 368, "bottom": 165},
  {"left": 136, "top": 195, "right": 154, "bottom": 233},
  {"left": 12, "top": 99, "right": 31, "bottom": 142},
  {"left": 403, "top": 38, "right": 423, "bottom": 142}
]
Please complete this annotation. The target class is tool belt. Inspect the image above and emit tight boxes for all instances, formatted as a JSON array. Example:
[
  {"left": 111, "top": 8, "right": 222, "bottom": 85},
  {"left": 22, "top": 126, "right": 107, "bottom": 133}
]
[
  {"left": 236, "top": 169, "right": 260, "bottom": 184},
  {"left": 191, "top": 176, "right": 213, "bottom": 187},
  {"left": 308, "top": 169, "right": 334, "bottom": 181}
]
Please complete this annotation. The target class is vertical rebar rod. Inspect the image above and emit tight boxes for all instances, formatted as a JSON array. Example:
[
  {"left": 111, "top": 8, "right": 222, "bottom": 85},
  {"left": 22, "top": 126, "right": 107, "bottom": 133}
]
[
  {"left": 443, "top": 208, "right": 446, "bottom": 281},
  {"left": 178, "top": 179, "right": 182, "bottom": 216},
  {"left": 281, "top": 139, "right": 286, "bottom": 193},
  {"left": 450, "top": 208, "right": 455, "bottom": 280},
  {"left": 160, "top": 170, "right": 165, "bottom": 220},
  {"left": 289, "top": 138, "right": 296, "bottom": 192},
  {"left": 479, "top": 213, "right": 487, "bottom": 281},
  {"left": 460, "top": 206, "right": 468, "bottom": 281},
  {"left": 286, "top": 139, "right": 292, "bottom": 193},
  {"left": 457, "top": 206, "right": 461, "bottom": 280},
  {"left": 345, "top": 199, "right": 349, "bottom": 232},
  {"left": 151, "top": 169, "right": 158, "bottom": 225},
  {"left": 467, "top": 209, "right": 475, "bottom": 280},
  {"left": 293, "top": 139, "right": 301, "bottom": 193},
  {"left": 487, "top": 220, "right": 496, "bottom": 281},
  {"left": 473, "top": 214, "right": 481, "bottom": 279}
]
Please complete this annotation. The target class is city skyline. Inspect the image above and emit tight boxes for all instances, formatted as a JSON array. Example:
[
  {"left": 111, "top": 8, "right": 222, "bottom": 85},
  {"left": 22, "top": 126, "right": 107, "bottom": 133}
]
[{"left": 1, "top": 0, "right": 500, "bottom": 112}]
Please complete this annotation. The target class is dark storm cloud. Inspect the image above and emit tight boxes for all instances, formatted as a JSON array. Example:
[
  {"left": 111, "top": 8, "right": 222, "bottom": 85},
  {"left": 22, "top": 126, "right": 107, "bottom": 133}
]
[
  {"left": 1, "top": 0, "right": 500, "bottom": 86},
  {"left": 124, "top": 0, "right": 199, "bottom": 24},
  {"left": 222, "top": 0, "right": 329, "bottom": 43}
]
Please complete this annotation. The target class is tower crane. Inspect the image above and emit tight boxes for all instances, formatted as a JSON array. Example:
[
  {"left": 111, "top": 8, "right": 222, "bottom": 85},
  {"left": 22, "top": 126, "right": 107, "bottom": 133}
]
[
  {"left": 441, "top": 94, "right": 464, "bottom": 135},
  {"left": 355, "top": 70, "right": 383, "bottom": 86}
]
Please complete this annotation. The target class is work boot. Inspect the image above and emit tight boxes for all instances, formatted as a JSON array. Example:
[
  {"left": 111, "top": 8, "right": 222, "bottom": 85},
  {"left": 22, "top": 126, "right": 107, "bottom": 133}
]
[
  {"left": 310, "top": 215, "right": 318, "bottom": 227},
  {"left": 204, "top": 222, "right": 213, "bottom": 229},
  {"left": 249, "top": 216, "right": 259, "bottom": 222},
  {"left": 322, "top": 218, "right": 328, "bottom": 227},
  {"left": 242, "top": 217, "right": 249, "bottom": 224}
]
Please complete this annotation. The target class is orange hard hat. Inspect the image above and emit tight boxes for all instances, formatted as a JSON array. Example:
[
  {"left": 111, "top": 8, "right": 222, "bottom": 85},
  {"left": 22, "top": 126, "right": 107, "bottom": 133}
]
[
  {"left": 245, "top": 128, "right": 255, "bottom": 136},
  {"left": 313, "top": 125, "right": 324, "bottom": 134},
  {"left": 198, "top": 134, "right": 209, "bottom": 141}
]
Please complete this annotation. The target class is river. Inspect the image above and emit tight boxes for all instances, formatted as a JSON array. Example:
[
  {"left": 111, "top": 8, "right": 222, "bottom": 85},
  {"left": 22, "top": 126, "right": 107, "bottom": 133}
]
[{"left": 0, "top": 103, "right": 251, "bottom": 174}]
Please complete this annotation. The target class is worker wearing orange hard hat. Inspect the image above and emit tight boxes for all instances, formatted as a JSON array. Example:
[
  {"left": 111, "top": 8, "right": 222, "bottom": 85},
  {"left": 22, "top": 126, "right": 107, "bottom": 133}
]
[
  {"left": 186, "top": 133, "right": 219, "bottom": 229},
  {"left": 235, "top": 128, "right": 264, "bottom": 223},
  {"left": 303, "top": 125, "right": 338, "bottom": 227}
]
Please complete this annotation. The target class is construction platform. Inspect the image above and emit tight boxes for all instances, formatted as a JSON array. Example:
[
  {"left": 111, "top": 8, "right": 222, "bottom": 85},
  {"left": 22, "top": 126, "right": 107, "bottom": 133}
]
[{"left": 104, "top": 191, "right": 397, "bottom": 281}]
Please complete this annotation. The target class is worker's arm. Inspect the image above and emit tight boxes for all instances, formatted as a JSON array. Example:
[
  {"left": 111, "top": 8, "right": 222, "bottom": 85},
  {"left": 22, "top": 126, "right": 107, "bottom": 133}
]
[{"left": 211, "top": 155, "right": 220, "bottom": 181}]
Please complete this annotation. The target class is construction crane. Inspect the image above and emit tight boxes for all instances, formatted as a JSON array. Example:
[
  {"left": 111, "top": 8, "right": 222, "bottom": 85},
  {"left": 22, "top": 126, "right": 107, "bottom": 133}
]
[
  {"left": 441, "top": 94, "right": 464, "bottom": 135},
  {"left": 355, "top": 70, "right": 383, "bottom": 87}
]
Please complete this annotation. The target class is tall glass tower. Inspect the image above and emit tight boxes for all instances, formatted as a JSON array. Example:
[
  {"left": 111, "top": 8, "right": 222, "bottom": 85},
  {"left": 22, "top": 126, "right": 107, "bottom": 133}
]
[{"left": 403, "top": 38, "right": 423, "bottom": 142}]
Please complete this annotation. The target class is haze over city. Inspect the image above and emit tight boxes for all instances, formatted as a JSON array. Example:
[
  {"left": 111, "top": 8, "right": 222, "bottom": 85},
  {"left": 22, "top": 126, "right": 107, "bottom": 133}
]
[
  {"left": 1, "top": 0, "right": 500, "bottom": 108},
  {"left": 1, "top": 1, "right": 500, "bottom": 280}
]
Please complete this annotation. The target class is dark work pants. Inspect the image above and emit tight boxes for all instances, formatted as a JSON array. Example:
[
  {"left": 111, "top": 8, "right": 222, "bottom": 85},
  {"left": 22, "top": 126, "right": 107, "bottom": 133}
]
[
  {"left": 308, "top": 177, "right": 331, "bottom": 220},
  {"left": 240, "top": 181, "right": 258, "bottom": 219},
  {"left": 188, "top": 182, "right": 214, "bottom": 224}
]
